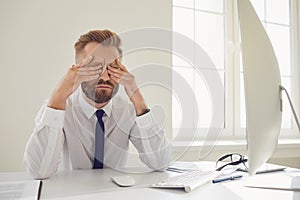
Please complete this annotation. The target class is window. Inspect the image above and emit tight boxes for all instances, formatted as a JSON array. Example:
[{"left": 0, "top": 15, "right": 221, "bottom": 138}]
[{"left": 172, "top": 0, "right": 300, "bottom": 140}]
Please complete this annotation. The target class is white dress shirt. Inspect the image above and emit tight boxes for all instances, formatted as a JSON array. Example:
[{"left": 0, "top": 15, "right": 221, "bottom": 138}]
[{"left": 24, "top": 87, "right": 171, "bottom": 179}]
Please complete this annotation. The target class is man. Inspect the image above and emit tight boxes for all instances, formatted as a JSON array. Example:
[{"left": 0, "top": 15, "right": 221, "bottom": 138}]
[{"left": 24, "top": 29, "right": 171, "bottom": 179}]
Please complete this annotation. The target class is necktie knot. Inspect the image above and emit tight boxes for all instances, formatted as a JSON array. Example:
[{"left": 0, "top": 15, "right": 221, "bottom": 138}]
[
  {"left": 95, "top": 109, "right": 105, "bottom": 132},
  {"left": 96, "top": 109, "right": 105, "bottom": 121}
]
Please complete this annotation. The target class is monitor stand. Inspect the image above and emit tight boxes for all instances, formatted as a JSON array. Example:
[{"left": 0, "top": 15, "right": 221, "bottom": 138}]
[{"left": 280, "top": 85, "right": 300, "bottom": 133}]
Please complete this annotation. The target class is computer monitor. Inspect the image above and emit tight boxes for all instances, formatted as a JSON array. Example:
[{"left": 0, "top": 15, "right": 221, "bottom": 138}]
[{"left": 238, "top": 0, "right": 283, "bottom": 175}]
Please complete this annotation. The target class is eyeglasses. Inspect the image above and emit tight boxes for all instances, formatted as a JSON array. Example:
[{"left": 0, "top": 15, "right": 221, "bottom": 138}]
[{"left": 215, "top": 153, "right": 248, "bottom": 171}]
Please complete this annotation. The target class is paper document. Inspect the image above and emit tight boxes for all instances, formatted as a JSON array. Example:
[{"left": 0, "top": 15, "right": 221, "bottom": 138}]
[
  {"left": 0, "top": 180, "right": 42, "bottom": 200},
  {"left": 167, "top": 161, "right": 203, "bottom": 173},
  {"left": 238, "top": 163, "right": 286, "bottom": 174},
  {"left": 244, "top": 175, "right": 300, "bottom": 191}
]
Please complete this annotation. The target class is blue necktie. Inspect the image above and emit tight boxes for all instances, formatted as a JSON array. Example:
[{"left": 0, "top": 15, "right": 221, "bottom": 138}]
[{"left": 93, "top": 109, "right": 105, "bottom": 169}]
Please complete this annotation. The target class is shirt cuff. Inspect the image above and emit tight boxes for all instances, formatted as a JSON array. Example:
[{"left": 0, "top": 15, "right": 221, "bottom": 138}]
[
  {"left": 135, "top": 110, "right": 156, "bottom": 128},
  {"left": 40, "top": 107, "right": 65, "bottom": 128}
]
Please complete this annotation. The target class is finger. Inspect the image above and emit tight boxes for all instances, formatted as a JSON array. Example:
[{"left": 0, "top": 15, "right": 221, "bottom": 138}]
[
  {"left": 77, "top": 68, "right": 102, "bottom": 76},
  {"left": 70, "top": 64, "right": 80, "bottom": 71},
  {"left": 78, "top": 55, "right": 94, "bottom": 68},
  {"left": 77, "top": 64, "right": 102, "bottom": 75},
  {"left": 109, "top": 75, "right": 121, "bottom": 83},
  {"left": 77, "top": 65, "right": 102, "bottom": 76},
  {"left": 108, "top": 65, "right": 124, "bottom": 74},
  {"left": 82, "top": 74, "right": 100, "bottom": 82},
  {"left": 107, "top": 68, "right": 128, "bottom": 79},
  {"left": 77, "top": 71, "right": 101, "bottom": 77},
  {"left": 110, "top": 62, "right": 120, "bottom": 70},
  {"left": 77, "top": 64, "right": 102, "bottom": 72},
  {"left": 109, "top": 73, "right": 131, "bottom": 85},
  {"left": 115, "top": 59, "right": 128, "bottom": 72}
]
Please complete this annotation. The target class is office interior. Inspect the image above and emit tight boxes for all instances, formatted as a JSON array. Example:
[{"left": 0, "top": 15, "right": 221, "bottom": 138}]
[{"left": 0, "top": 0, "right": 299, "bottom": 173}]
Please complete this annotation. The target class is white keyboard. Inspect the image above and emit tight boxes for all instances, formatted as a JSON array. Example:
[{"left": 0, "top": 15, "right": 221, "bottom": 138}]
[{"left": 152, "top": 170, "right": 221, "bottom": 192}]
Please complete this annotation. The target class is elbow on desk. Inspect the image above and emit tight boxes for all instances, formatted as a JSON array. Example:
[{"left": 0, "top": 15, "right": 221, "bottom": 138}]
[
  {"left": 24, "top": 164, "right": 51, "bottom": 180},
  {"left": 28, "top": 169, "right": 52, "bottom": 180},
  {"left": 23, "top": 153, "right": 54, "bottom": 180},
  {"left": 25, "top": 162, "right": 54, "bottom": 180}
]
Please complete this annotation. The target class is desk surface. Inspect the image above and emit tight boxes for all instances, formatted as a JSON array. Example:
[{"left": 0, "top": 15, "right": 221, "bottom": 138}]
[{"left": 1, "top": 162, "right": 300, "bottom": 200}]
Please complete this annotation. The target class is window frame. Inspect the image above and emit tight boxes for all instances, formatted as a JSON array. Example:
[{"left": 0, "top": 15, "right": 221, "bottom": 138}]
[{"left": 172, "top": 0, "right": 300, "bottom": 142}]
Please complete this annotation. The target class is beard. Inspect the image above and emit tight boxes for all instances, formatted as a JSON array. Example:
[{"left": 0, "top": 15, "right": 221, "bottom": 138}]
[{"left": 82, "top": 79, "right": 119, "bottom": 104}]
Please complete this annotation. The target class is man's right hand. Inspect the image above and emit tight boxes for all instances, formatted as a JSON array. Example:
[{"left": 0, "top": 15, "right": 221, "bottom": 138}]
[{"left": 48, "top": 55, "right": 101, "bottom": 110}]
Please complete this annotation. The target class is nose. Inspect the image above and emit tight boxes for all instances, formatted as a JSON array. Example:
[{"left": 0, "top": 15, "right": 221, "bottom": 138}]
[{"left": 100, "top": 67, "right": 110, "bottom": 81}]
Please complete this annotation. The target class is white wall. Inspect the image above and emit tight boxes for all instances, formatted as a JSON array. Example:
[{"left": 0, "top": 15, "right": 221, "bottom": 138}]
[{"left": 0, "top": 0, "right": 172, "bottom": 172}]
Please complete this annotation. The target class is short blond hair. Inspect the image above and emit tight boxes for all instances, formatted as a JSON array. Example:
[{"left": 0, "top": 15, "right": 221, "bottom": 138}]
[{"left": 74, "top": 29, "right": 122, "bottom": 56}]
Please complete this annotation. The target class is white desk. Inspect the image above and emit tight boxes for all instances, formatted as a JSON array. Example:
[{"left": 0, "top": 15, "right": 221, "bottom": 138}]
[{"left": 1, "top": 162, "right": 300, "bottom": 200}]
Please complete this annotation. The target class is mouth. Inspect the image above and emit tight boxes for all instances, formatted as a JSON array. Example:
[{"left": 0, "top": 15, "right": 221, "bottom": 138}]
[{"left": 96, "top": 84, "right": 113, "bottom": 89}]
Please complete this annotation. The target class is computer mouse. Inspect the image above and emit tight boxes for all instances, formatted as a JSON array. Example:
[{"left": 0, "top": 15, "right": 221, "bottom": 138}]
[{"left": 111, "top": 175, "right": 135, "bottom": 187}]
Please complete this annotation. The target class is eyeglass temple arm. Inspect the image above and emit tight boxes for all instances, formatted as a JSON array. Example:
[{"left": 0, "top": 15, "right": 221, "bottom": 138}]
[{"left": 215, "top": 159, "right": 248, "bottom": 171}]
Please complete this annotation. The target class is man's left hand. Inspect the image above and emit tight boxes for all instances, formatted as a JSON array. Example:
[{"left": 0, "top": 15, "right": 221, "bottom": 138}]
[
  {"left": 107, "top": 59, "right": 149, "bottom": 116},
  {"left": 107, "top": 59, "right": 137, "bottom": 99}
]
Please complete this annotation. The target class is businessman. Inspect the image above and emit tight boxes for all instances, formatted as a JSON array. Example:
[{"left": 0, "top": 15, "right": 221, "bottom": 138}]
[{"left": 24, "top": 29, "right": 171, "bottom": 179}]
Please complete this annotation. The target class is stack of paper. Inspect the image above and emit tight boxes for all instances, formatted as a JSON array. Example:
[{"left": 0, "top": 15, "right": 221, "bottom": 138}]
[{"left": 0, "top": 180, "right": 42, "bottom": 200}]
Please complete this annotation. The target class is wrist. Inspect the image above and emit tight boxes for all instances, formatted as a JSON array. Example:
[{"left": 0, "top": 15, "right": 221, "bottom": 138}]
[
  {"left": 125, "top": 83, "right": 138, "bottom": 99},
  {"left": 136, "top": 108, "right": 150, "bottom": 117},
  {"left": 48, "top": 87, "right": 70, "bottom": 110},
  {"left": 129, "top": 89, "right": 149, "bottom": 116}
]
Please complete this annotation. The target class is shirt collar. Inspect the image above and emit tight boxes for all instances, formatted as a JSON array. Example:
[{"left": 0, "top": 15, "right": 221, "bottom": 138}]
[{"left": 79, "top": 87, "right": 112, "bottom": 119}]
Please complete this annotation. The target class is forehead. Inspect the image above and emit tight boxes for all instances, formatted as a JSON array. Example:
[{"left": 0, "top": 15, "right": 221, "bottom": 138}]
[{"left": 77, "top": 42, "right": 119, "bottom": 64}]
